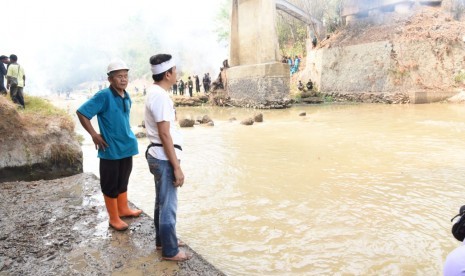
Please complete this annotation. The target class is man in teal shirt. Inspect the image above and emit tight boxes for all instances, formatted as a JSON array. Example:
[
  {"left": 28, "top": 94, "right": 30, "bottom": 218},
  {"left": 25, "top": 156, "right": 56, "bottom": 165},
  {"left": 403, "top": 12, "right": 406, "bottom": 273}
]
[{"left": 77, "top": 59, "right": 141, "bottom": 231}]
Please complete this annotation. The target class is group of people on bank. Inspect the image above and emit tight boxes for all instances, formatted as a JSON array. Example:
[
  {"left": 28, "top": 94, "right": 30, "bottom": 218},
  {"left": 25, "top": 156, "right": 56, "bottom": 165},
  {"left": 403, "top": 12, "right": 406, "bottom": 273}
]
[
  {"left": 0, "top": 54, "right": 26, "bottom": 109},
  {"left": 76, "top": 55, "right": 190, "bottom": 262},
  {"left": 172, "top": 73, "right": 211, "bottom": 97},
  {"left": 282, "top": 55, "right": 301, "bottom": 75},
  {"left": 298, "top": 79, "right": 313, "bottom": 92}
]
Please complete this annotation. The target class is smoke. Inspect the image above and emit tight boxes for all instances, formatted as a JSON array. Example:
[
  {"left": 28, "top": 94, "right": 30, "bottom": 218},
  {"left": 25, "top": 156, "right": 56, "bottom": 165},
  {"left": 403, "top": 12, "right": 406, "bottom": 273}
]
[{"left": 2, "top": 0, "right": 228, "bottom": 95}]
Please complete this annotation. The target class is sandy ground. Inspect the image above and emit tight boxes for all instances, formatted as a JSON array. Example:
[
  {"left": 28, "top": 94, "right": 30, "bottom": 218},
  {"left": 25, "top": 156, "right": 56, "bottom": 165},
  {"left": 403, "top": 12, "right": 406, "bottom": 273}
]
[{"left": 0, "top": 173, "right": 225, "bottom": 276}]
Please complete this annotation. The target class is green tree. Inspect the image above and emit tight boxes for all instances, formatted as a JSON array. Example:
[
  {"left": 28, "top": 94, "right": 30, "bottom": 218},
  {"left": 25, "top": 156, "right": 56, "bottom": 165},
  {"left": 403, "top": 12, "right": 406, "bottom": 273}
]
[
  {"left": 276, "top": 11, "right": 308, "bottom": 57},
  {"left": 276, "top": 0, "right": 343, "bottom": 57},
  {"left": 215, "top": 0, "right": 232, "bottom": 47}
]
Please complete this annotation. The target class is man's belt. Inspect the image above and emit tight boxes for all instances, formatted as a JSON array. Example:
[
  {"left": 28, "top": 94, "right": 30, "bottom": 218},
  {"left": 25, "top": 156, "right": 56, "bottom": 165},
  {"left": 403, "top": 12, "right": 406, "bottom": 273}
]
[{"left": 145, "top": 143, "right": 182, "bottom": 159}]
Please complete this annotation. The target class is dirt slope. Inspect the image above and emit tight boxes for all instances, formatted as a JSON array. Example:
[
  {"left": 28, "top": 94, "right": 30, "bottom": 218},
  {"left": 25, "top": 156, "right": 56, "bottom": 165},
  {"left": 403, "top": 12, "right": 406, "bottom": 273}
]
[{"left": 320, "top": 6, "right": 464, "bottom": 49}]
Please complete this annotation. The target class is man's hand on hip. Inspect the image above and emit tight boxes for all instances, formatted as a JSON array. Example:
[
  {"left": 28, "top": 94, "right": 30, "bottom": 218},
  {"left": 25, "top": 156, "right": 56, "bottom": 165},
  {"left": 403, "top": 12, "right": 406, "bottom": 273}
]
[{"left": 91, "top": 134, "right": 108, "bottom": 151}]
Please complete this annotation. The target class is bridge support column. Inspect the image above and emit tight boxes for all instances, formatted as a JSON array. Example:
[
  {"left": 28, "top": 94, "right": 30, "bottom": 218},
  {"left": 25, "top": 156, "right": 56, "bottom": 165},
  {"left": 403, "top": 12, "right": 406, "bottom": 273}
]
[
  {"left": 226, "top": 63, "right": 290, "bottom": 108},
  {"left": 226, "top": 0, "right": 290, "bottom": 108}
]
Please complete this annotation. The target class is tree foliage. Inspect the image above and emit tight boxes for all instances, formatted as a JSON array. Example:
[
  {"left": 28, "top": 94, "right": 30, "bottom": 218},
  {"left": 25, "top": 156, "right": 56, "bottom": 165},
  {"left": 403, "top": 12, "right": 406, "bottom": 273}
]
[
  {"left": 216, "top": 0, "right": 233, "bottom": 47},
  {"left": 276, "top": 13, "right": 307, "bottom": 58},
  {"left": 215, "top": 0, "right": 343, "bottom": 59},
  {"left": 277, "top": 0, "right": 343, "bottom": 56}
]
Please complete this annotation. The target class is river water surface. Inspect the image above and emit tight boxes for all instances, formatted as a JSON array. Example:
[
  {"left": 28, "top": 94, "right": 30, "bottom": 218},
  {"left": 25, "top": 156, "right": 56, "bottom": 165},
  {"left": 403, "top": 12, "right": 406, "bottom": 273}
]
[{"left": 75, "top": 99, "right": 465, "bottom": 275}]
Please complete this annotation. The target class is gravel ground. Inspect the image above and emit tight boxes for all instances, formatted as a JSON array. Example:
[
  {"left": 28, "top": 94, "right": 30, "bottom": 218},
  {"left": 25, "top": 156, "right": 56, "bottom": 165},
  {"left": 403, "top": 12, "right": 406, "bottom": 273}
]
[{"left": 0, "top": 173, "right": 225, "bottom": 276}]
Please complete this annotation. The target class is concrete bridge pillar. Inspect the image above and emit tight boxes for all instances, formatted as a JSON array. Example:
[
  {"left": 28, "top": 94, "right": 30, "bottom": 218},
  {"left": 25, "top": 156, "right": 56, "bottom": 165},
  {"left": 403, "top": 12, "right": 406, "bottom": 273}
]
[{"left": 226, "top": 0, "right": 290, "bottom": 108}]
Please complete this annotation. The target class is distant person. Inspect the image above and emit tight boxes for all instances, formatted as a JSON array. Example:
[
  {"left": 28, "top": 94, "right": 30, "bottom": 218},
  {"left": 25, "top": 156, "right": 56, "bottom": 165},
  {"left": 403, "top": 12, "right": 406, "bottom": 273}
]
[
  {"left": 298, "top": 80, "right": 304, "bottom": 91},
  {"left": 178, "top": 79, "right": 184, "bottom": 96},
  {"left": 287, "top": 57, "right": 293, "bottom": 67},
  {"left": 211, "top": 67, "right": 224, "bottom": 90},
  {"left": 172, "top": 81, "right": 178, "bottom": 95},
  {"left": 6, "top": 54, "right": 25, "bottom": 108},
  {"left": 0, "top": 55, "right": 9, "bottom": 96},
  {"left": 202, "top": 74, "right": 209, "bottom": 93},
  {"left": 145, "top": 53, "right": 191, "bottom": 262},
  {"left": 187, "top": 76, "right": 193, "bottom": 97},
  {"left": 291, "top": 55, "right": 300, "bottom": 75},
  {"left": 306, "top": 79, "right": 313, "bottom": 91},
  {"left": 203, "top": 73, "right": 211, "bottom": 93},
  {"left": 206, "top": 73, "right": 212, "bottom": 92},
  {"left": 143, "top": 85, "right": 146, "bottom": 96},
  {"left": 294, "top": 56, "right": 300, "bottom": 71},
  {"left": 194, "top": 75, "right": 200, "bottom": 94},
  {"left": 312, "top": 37, "right": 318, "bottom": 48},
  {"left": 76, "top": 59, "right": 141, "bottom": 232},
  {"left": 223, "top": 59, "right": 229, "bottom": 69}
]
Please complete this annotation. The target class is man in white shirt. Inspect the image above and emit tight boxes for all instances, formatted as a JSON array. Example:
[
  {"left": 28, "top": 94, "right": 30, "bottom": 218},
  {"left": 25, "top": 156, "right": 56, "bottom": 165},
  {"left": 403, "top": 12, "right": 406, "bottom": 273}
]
[
  {"left": 145, "top": 54, "right": 190, "bottom": 261},
  {"left": 445, "top": 206, "right": 465, "bottom": 275},
  {"left": 444, "top": 241, "right": 465, "bottom": 275}
]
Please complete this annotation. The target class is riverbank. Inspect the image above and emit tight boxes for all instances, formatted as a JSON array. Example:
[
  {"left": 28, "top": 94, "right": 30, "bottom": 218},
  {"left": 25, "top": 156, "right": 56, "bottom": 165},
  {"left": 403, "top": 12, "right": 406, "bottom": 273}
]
[{"left": 0, "top": 173, "right": 225, "bottom": 276}]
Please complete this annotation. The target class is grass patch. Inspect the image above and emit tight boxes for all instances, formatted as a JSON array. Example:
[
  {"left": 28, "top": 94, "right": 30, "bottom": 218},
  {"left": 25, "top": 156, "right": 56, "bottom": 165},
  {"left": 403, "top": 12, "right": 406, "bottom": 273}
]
[
  {"left": 324, "top": 95, "right": 334, "bottom": 103},
  {"left": 22, "top": 96, "right": 69, "bottom": 116},
  {"left": 76, "top": 134, "right": 85, "bottom": 145},
  {"left": 20, "top": 96, "right": 75, "bottom": 132},
  {"left": 454, "top": 70, "right": 465, "bottom": 83},
  {"left": 291, "top": 93, "right": 302, "bottom": 103}
]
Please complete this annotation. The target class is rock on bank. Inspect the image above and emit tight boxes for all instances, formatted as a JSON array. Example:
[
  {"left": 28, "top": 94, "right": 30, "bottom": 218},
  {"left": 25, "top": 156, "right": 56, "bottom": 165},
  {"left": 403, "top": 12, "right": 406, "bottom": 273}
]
[{"left": 0, "top": 96, "right": 83, "bottom": 182}]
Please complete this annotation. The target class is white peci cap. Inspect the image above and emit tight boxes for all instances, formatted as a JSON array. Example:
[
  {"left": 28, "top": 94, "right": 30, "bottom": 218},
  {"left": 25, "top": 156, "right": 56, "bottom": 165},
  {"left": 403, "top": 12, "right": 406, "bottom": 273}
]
[{"left": 107, "top": 58, "right": 130, "bottom": 74}]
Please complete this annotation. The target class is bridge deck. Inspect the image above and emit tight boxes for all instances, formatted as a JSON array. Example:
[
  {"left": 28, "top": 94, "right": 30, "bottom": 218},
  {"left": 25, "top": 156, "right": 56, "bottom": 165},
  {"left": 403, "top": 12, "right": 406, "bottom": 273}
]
[
  {"left": 275, "top": 0, "right": 321, "bottom": 25},
  {"left": 342, "top": 0, "right": 443, "bottom": 17}
]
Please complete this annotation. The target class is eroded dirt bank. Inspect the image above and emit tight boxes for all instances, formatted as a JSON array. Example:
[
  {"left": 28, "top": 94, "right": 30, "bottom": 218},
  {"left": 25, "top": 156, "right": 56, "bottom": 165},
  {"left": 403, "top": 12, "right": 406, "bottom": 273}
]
[{"left": 0, "top": 173, "right": 225, "bottom": 276}]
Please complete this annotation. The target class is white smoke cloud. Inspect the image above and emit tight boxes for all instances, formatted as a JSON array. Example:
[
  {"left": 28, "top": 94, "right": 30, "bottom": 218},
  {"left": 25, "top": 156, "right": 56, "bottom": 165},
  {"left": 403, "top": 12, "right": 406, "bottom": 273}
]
[{"left": 2, "top": 0, "right": 228, "bottom": 94}]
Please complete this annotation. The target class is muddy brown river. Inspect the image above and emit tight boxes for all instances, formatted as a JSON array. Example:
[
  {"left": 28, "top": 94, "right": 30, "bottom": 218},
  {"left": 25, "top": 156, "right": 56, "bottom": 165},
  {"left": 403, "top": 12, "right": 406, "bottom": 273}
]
[{"left": 74, "top": 100, "right": 465, "bottom": 275}]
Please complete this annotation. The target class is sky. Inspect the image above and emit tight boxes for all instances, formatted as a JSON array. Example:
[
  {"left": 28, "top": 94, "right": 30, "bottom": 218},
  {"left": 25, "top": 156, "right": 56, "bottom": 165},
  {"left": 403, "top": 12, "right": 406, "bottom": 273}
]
[{"left": 2, "top": 0, "right": 229, "bottom": 94}]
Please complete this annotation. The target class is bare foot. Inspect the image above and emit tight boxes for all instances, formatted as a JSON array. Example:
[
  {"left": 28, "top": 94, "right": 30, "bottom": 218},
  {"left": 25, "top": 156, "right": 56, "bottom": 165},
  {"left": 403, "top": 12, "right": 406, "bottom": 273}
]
[
  {"left": 156, "top": 240, "right": 186, "bottom": 250},
  {"left": 119, "top": 208, "right": 142, "bottom": 218},
  {"left": 109, "top": 219, "right": 128, "bottom": 231},
  {"left": 162, "top": 250, "right": 192, "bottom": 262}
]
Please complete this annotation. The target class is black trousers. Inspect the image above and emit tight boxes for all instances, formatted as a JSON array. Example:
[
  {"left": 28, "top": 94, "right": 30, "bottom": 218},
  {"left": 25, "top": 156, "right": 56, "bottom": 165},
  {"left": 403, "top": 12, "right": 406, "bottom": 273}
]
[
  {"left": 0, "top": 79, "right": 6, "bottom": 95},
  {"left": 10, "top": 85, "right": 25, "bottom": 108},
  {"left": 99, "top": 157, "right": 133, "bottom": 198}
]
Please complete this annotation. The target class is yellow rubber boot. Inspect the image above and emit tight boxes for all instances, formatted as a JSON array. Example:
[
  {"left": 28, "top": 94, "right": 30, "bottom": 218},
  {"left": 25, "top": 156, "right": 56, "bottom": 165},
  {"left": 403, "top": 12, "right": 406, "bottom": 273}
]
[{"left": 103, "top": 195, "right": 128, "bottom": 231}]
